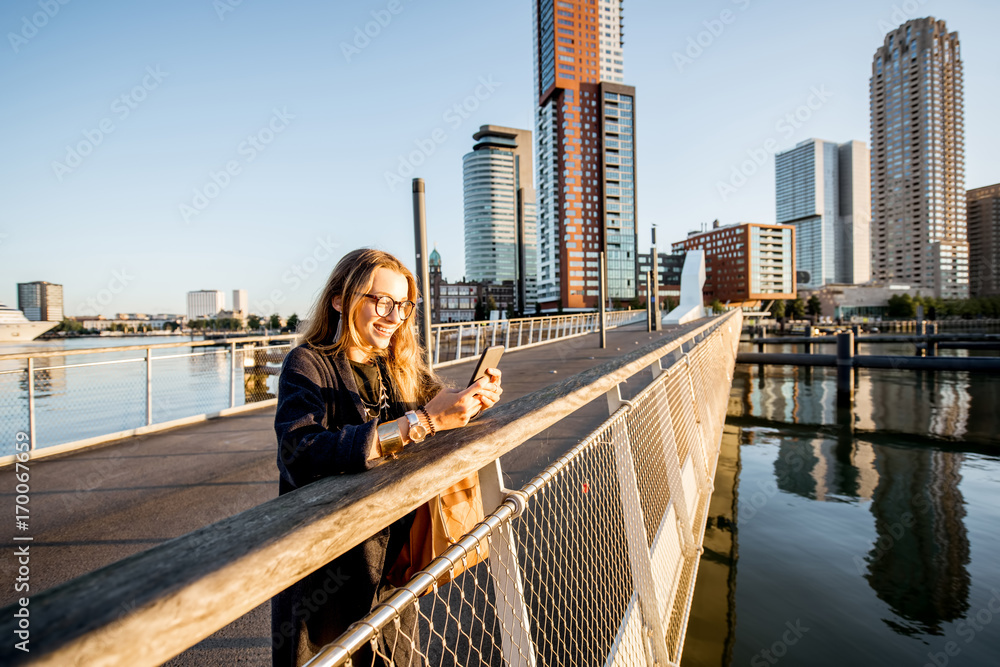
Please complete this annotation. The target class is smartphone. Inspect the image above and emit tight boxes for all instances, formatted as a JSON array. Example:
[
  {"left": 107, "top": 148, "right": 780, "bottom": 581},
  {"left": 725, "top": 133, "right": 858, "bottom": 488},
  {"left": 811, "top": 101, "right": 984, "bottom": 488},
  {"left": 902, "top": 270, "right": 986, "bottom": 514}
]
[{"left": 468, "top": 345, "right": 504, "bottom": 387}]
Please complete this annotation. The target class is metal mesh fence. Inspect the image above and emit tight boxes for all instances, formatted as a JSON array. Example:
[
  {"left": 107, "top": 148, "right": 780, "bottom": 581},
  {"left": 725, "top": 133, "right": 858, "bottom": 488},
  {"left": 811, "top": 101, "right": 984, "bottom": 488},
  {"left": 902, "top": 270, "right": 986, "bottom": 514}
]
[
  {"left": 312, "top": 315, "right": 741, "bottom": 667},
  {"left": 431, "top": 312, "right": 643, "bottom": 366},
  {"left": 0, "top": 367, "right": 28, "bottom": 456},
  {"left": 0, "top": 340, "right": 292, "bottom": 454}
]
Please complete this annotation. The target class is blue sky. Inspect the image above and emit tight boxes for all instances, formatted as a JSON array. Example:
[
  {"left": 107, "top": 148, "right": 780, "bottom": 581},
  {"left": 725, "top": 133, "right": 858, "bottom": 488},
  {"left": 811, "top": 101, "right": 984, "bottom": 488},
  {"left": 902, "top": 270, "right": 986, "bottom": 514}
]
[{"left": 1, "top": 0, "right": 997, "bottom": 317}]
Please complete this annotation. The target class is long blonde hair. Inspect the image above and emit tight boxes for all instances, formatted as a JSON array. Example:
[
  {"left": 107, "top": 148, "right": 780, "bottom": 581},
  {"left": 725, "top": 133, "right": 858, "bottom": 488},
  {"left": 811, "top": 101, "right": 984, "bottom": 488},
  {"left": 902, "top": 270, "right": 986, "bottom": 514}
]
[{"left": 301, "top": 248, "right": 441, "bottom": 403}]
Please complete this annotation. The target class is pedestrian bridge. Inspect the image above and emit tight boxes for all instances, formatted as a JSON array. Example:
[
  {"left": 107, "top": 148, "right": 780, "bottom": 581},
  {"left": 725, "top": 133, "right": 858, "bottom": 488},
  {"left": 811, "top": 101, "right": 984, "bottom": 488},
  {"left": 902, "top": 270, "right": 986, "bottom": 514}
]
[{"left": 0, "top": 309, "right": 741, "bottom": 666}]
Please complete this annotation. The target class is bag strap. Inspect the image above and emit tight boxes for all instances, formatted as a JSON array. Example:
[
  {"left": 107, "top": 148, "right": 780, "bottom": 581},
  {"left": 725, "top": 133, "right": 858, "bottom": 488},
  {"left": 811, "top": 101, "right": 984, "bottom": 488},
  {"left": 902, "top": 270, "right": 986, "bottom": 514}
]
[{"left": 432, "top": 495, "right": 455, "bottom": 543}]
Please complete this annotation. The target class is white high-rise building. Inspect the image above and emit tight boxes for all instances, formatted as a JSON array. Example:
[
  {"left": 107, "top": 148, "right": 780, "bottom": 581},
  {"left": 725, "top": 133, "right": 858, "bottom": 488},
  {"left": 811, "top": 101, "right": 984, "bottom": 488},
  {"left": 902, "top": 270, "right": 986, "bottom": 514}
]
[
  {"left": 776, "top": 139, "right": 871, "bottom": 288},
  {"left": 232, "top": 289, "right": 248, "bottom": 315},
  {"left": 870, "top": 17, "right": 967, "bottom": 299},
  {"left": 187, "top": 290, "right": 224, "bottom": 320},
  {"left": 463, "top": 125, "right": 537, "bottom": 312}
]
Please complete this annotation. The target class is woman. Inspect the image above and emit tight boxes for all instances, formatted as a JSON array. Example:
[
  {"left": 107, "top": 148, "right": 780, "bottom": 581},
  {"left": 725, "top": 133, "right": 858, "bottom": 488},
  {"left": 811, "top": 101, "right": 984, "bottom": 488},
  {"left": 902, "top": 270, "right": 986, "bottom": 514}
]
[{"left": 271, "top": 248, "right": 502, "bottom": 667}]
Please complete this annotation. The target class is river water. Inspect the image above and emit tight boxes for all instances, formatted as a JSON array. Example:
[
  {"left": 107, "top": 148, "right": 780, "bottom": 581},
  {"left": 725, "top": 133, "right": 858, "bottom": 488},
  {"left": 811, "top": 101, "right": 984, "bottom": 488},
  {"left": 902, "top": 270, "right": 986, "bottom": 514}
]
[
  {"left": 683, "top": 346, "right": 1000, "bottom": 667},
  {"left": 0, "top": 336, "right": 282, "bottom": 455}
]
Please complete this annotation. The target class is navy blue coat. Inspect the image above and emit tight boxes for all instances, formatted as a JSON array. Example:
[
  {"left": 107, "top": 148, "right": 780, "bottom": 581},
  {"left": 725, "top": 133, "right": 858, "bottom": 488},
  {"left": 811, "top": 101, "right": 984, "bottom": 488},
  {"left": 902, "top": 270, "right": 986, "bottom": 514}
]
[{"left": 271, "top": 345, "right": 416, "bottom": 667}]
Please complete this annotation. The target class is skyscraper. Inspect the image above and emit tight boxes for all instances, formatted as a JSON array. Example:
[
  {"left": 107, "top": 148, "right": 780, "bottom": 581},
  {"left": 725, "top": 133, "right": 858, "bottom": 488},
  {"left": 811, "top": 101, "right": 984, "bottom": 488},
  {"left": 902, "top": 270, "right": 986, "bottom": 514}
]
[
  {"left": 775, "top": 138, "right": 871, "bottom": 288},
  {"left": 186, "top": 290, "right": 224, "bottom": 320},
  {"left": 463, "top": 125, "right": 537, "bottom": 312},
  {"left": 870, "top": 17, "right": 967, "bottom": 299},
  {"left": 533, "top": 0, "right": 637, "bottom": 311},
  {"left": 232, "top": 289, "right": 248, "bottom": 315},
  {"left": 17, "top": 281, "right": 64, "bottom": 321},
  {"left": 967, "top": 183, "right": 1000, "bottom": 297}
]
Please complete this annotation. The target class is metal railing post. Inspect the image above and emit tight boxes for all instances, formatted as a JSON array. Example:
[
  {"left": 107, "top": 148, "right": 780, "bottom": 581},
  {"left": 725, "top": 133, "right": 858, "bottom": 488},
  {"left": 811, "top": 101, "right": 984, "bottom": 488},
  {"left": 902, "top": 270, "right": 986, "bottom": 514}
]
[
  {"left": 605, "top": 385, "right": 672, "bottom": 666},
  {"left": 456, "top": 325, "right": 464, "bottom": 362},
  {"left": 27, "top": 358, "right": 36, "bottom": 451},
  {"left": 229, "top": 342, "right": 237, "bottom": 409},
  {"left": 491, "top": 322, "right": 497, "bottom": 347},
  {"left": 146, "top": 348, "right": 153, "bottom": 426},
  {"left": 504, "top": 321, "right": 511, "bottom": 349},
  {"left": 528, "top": 319, "right": 534, "bottom": 345},
  {"left": 479, "top": 459, "right": 538, "bottom": 667},
  {"left": 434, "top": 328, "right": 441, "bottom": 365},
  {"left": 474, "top": 324, "right": 481, "bottom": 358}
]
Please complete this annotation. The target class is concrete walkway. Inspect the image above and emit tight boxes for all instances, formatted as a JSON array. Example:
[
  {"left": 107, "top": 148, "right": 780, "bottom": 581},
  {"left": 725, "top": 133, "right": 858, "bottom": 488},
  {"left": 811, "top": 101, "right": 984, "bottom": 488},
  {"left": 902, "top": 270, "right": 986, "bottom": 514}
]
[{"left": 0, "top": 320, "right": 699, "bottom": 665}]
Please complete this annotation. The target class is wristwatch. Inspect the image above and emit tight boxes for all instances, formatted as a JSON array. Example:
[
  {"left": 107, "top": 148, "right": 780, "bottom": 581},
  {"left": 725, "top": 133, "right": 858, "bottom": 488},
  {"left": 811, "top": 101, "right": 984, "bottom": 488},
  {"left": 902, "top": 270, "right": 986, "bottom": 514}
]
[{"left": 404, "top": 410, "right": 428, "bottom": 443}]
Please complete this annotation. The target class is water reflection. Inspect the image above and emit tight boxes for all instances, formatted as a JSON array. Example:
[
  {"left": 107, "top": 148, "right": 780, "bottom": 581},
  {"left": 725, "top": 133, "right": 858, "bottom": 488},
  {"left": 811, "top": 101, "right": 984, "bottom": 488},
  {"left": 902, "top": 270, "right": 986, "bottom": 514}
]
[
  {"left": 866, "top": 448, "right": 970, "bottom": 635},
  {"left": 682, "top": 363, "right": 997, "bottom": 666},
  {"left": 738, "top": 368, "right": 973, "bottom": 636},
  {"left": 734, "top": 364, "right": 996, "bottom": 446}
]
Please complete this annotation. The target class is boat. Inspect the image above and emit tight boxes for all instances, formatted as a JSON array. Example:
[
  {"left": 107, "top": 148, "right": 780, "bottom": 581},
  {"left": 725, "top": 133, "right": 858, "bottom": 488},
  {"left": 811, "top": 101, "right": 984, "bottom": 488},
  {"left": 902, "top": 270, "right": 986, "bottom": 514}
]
[{"left": 0, "top": 302, "right": 59, "bottom": 343}]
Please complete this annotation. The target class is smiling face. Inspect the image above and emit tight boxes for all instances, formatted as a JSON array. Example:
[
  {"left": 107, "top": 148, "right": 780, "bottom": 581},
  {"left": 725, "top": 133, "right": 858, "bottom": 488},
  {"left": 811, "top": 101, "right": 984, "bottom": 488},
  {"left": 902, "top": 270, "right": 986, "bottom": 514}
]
[{"left": 335, "top": 266, "right": 410, "bottom": 362}]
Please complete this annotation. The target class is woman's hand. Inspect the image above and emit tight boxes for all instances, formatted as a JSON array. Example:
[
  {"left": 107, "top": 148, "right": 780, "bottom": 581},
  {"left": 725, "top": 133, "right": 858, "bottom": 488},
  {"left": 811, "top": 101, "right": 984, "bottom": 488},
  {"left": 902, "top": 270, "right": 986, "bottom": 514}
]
[{"left": 423, "top": 368, "right": 503, "bottom": 432}]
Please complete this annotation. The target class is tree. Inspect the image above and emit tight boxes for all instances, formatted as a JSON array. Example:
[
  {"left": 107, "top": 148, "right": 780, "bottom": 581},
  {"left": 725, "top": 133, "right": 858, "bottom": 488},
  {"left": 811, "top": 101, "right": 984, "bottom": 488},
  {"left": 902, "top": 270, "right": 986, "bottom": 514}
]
[
  {"left": 473, "top": 298, "right": 486, "bottom": 321},
  {"left": 887, "top": 294, "right": 915, "bottom": 318},
  {"left": 806, "top": 295, "right": 822, "bottom": 317},
  {"left": 247, "top": 314, "right": 262, "bottom": 331},
  {"left": 789, "top": 298, "right": 806, "bottom": 320},
  {"left": 269, "top": 314, "right": 282, "bottom": 331},
  {"left": 286, "top": 313, "right": 300, "bottom": 332},
  {"left": 54, "top": 317, "right": 83, "bottom": 334},
  {"left": 709, "top": 299, "right": 724, "bottom": 313},
  {"left": 770, "top": 299, "right": 786, "bottom": 320}
]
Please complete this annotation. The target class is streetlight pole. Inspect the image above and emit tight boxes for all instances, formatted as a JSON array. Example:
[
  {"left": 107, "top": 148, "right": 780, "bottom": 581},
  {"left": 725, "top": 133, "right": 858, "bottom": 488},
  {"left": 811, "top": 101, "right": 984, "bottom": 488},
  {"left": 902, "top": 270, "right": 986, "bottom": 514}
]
[{"left": 412, "top": 178, "right": 433, "bottom": 369}]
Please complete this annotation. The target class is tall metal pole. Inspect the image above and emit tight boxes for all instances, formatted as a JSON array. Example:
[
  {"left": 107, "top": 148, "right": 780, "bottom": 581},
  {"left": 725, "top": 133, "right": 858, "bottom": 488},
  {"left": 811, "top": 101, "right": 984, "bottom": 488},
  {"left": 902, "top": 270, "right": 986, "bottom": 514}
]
[
  {"left": 412, "top": 178, "right": 433, "bottom": 369},
  {"left": 599, "top": 251, "right": 607, "bottom": 349},
  {"left": 646, "top": 270, "right": 654, "bottom": 332},
  {"left": 651, "top": 226, "right": 660, "bottom": 331}
]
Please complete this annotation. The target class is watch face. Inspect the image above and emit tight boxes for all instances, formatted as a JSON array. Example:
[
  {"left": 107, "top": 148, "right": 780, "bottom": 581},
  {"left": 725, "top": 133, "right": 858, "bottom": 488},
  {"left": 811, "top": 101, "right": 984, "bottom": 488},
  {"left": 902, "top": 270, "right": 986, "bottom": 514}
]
[{"left": 411, "top": 423, "right": 428, "bottom": 440}]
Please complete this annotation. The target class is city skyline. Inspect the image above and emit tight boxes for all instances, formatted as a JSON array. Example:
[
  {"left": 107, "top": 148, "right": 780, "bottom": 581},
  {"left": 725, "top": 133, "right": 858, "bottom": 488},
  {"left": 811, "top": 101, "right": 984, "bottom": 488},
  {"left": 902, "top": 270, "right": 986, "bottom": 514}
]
[{"left": 2, "top": 0, "right": 998, "bottom": 316}]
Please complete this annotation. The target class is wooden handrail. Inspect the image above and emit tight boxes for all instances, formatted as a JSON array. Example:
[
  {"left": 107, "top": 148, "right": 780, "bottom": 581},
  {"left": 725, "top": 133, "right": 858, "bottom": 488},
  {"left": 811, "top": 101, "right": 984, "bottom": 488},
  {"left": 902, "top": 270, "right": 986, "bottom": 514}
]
[{"left": 0, "top": 312, "right": 736, "bottom": 667}]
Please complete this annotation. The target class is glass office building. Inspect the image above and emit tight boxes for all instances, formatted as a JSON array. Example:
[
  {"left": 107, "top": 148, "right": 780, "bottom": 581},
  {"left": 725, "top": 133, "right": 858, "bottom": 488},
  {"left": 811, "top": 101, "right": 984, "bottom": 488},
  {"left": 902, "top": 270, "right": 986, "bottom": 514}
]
[
  {"left": 775, "top": 138, "right": 870, "bottom": 289},
  {"left": 463, "top": 125, "right": 538, "bottom": 312}
]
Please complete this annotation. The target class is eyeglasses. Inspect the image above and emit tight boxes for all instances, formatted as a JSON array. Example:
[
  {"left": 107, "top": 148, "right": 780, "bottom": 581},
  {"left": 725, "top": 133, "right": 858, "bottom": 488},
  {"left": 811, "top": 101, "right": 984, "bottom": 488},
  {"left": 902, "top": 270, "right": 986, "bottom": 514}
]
[{"left": 361, "top": 294, "right": 415, "bottom": 320}]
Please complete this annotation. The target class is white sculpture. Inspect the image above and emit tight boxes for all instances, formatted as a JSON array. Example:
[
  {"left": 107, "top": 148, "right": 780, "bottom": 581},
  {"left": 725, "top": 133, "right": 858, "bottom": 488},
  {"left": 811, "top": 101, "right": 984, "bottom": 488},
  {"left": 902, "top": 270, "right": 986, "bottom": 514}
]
[{"left": 664, "top": 250, "right": 706, "bottom": 324}]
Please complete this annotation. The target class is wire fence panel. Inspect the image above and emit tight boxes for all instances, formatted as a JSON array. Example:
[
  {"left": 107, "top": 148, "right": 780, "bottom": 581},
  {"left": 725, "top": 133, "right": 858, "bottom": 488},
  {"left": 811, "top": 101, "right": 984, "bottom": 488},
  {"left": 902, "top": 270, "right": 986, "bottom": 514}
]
[
  {"left": 0, "top": 340, "right": 291, "bottom": 454},
  {"left": 316, "top": 315, "right": 741, "bottom": 667}
]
